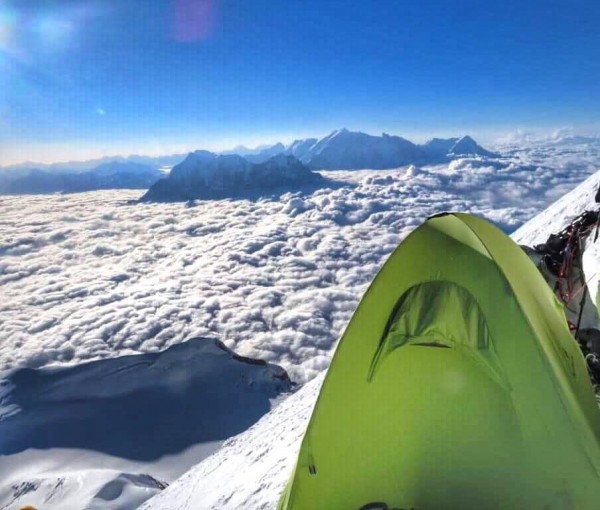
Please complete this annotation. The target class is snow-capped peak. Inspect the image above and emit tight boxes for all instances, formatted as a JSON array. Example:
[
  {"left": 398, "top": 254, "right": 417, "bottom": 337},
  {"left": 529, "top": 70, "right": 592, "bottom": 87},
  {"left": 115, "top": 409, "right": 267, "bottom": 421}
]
[
  {"left": 214, "top": 130, "right": 497, "bottom": 170},
  {"left": 304, "top": 129, "right": 424, "bottom": 170},
  {"left": 140, "top": 152, "right": 323, "bottom": 202},
  {"left": 449, "top": 136, "right": 497, "bottom": 157}
]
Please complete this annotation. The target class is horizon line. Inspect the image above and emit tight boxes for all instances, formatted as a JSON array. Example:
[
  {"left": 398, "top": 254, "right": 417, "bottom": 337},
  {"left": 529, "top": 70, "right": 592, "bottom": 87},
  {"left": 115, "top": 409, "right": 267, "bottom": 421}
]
[{"left": 2, "top": 126, "right": 597, "bottom": 168}]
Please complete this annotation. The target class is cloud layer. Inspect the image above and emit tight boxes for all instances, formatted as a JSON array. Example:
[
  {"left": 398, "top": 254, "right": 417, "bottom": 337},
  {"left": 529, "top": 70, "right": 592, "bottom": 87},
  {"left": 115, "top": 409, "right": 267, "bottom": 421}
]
[{"left": 1, "top": 140, "right": 599, "bottom": 383}]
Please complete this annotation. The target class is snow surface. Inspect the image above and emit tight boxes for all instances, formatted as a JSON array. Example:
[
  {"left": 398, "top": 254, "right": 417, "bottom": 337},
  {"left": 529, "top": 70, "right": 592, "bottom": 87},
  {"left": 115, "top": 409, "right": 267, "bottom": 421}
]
[
  {"left": 0, "top": 469, "right": 166, "bottom": 510},
  {"left": 513, "top": 169, "right": 600, "bottom": 309},
  {"left": 0, "top": 338, "right": 291, "bottom": 509},
  {"left": 141, "top": 145, "right": 600, "bottom": 510},
  {"left": 140, "top": 373, "right": 324, "bottom": 510}
]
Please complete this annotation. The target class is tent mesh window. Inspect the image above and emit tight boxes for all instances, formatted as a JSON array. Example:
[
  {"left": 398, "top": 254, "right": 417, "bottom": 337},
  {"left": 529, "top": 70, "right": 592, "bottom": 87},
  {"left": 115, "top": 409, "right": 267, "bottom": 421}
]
[{"left": 368, "top": 281, "right": 502, "bottom": 384}]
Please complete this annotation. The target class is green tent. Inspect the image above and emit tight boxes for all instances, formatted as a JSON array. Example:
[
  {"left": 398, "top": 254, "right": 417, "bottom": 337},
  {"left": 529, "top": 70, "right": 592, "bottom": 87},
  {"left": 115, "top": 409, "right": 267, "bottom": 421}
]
[{"left": 279, "top": 213, "right": 600, "bottom": 510}]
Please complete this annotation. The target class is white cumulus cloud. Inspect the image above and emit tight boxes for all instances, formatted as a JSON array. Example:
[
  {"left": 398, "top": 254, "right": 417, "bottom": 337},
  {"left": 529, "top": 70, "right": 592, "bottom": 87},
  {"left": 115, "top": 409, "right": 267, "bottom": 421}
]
[{"left": 1, "top": 139, "right": 599, "bottom": 384}]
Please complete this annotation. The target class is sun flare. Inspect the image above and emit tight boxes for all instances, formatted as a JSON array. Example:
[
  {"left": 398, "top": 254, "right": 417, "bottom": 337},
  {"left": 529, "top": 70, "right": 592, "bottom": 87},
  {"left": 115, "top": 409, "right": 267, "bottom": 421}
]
[{"left": 0, "top": 7, "right": 16, "bottom": 53}]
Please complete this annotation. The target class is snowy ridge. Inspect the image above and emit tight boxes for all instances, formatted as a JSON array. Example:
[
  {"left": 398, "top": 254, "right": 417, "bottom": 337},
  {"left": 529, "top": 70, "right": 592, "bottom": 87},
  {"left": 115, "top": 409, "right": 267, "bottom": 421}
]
[
  {"left": 512, "top": 171, "right": 600, "bottom": 246},
  {"left": 219, "top": 130, "right": 497, "bottom": 170},
  {"left": 243, "top": 144, "right": 287, "bottom": 164},
  {"left": 448, "top": 135, "right": 497, "bottom": 158},
  {"left": 304, "top": 129, "right": 425, "bottom": 170},
  {"left": 221, "top": 143, "right": 286, "bottom": 163},
  {"left": 283, "top": 138, "right": 318, "bottom": 161},
  {"left": 0, "top": 470, "right": 166, "bottom": 510},
  {"left": 140, "top": 373, "right": 324, "bottom": 510}
]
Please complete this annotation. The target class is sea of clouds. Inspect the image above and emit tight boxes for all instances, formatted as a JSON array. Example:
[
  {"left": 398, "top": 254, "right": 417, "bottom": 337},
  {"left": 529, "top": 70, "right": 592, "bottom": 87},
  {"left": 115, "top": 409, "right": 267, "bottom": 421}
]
[{"left": 1, "top": 139, "right": 600, "bottom": 383}]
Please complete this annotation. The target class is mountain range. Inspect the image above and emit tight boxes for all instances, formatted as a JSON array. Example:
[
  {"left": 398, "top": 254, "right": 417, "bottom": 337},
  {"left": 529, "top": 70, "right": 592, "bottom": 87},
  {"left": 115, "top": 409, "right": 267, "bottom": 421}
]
[
  {"left": 249, "top": 130, "right": 497, "bottom": 168},
  {"left": 0, "top": 162, "right": 164, "bottom": 195},
  {"left": 0, "top": 130, "right": 497, "bottom": 196},
  {"left": 139, "top": 130, "right": 497, "bottom": 201},
  {"left": 140, "top": 152, "right": 324, "bottom": 202}
]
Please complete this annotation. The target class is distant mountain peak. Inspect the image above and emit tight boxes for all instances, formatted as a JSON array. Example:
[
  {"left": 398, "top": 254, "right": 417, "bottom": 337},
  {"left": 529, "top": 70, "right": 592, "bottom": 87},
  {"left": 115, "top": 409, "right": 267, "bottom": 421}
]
[
  {"left": 449, "top": 136, "right": 497, "bottom": 157},
  {"left": 184, "top": 130, "right": 498, "bottom": 173},
  {"left": 417, "top": 135, "right": 496, "bottom": 162},
  {"left": 302, "top": 129, "right": 424, "bottom": 170},
  {"left": 1, "top": 160, "right": 163, "bottom": 195},
  {"left": 140, "top": 152, "right": 324, "bottom": 202},
  {"left": 231, "top": 144, "right": 251, "bottom": 153}
]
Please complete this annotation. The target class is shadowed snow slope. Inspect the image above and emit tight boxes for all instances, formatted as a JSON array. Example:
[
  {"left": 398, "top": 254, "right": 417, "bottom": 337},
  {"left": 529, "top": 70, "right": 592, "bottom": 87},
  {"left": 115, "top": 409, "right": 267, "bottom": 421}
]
[
  {"left": 0, "top": 337, "right": 290, "bottom": 460},
  {"left": 142, "top": 160, "right": 600, "bottom": 510},
  {"left": 0, "top": 338, "right": 291, "bottom": 508},
  {"left": 447, "top": 135, "right": 497, "bottom": 158},
  {"left": 243, "top": 143, "right": 287, "bottom": 164}
]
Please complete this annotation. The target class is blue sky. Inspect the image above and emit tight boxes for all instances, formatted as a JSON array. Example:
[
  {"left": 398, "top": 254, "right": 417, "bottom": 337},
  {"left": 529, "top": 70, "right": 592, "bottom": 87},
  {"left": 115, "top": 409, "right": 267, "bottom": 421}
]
[{"left": 1, "top": 0, "right": 599, "bottom": 164}]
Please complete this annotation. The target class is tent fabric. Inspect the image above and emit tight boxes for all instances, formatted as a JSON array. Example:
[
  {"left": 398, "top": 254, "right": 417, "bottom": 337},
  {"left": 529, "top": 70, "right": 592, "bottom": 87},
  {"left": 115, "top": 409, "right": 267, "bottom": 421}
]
[
  {"left": 278, "top": 213, "right": 600, "bottom": 510},
  {"left": 368, "top": 281, "right": 498, "bottom": 383}
]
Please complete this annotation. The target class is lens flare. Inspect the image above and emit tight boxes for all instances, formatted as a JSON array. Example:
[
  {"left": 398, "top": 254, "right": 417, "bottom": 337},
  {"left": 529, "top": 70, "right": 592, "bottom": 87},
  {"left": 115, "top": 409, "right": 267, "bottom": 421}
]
[
  {"left": 172, "top": 0, "right": 217, "bottom": 42},
  {"left": 0, "top": 7, "right": 17, "bottom": 54},
  {"left": 33, "top": 12, "right": 74, "bottom": 50}
]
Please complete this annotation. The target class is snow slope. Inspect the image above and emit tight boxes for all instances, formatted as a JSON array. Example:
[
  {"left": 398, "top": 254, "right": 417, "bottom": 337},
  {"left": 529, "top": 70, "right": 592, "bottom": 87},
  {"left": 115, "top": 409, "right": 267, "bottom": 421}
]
[
  {"left": 0, "top": 338, "right": 291, "bottom": 509},
  {"left": 141, "top": 373, "right": 324, "bottom": 510},
  {"left": 513, "top": 169, "right": 600, "bottom": 308},
  {"left": 1, "top": 470, "right": 166, "bottom": 510},
  {"left": 512, "top": 170, "right": 600, "bottom": 246},
  {"left": 142, "top": 147, "right": 600, "bottom": 510}
]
